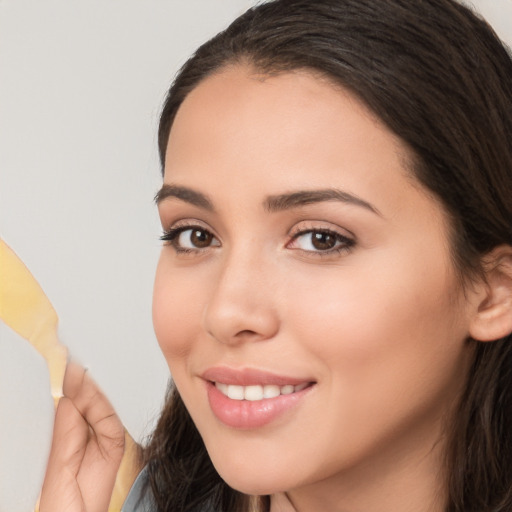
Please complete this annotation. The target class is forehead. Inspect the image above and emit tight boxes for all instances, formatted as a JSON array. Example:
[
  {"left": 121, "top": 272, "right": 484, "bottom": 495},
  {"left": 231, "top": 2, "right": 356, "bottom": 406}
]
[
  {"left": 165, "top": 66, "right": 424, "bottom": 209},
  {"left": 168, "top": 66, "right": 394, "bottom": 157}
]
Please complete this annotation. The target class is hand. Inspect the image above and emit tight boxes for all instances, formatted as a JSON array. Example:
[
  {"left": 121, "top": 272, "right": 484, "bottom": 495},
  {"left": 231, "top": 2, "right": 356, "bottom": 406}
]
[{"left": 40, "top": 362, "right": 125, "bottom": 512}]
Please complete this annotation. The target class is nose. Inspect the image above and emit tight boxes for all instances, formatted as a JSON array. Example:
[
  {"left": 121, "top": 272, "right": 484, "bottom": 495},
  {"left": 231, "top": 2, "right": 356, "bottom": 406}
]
[{"left": 202, "top": 248, "right": 279, "bottom": 346}]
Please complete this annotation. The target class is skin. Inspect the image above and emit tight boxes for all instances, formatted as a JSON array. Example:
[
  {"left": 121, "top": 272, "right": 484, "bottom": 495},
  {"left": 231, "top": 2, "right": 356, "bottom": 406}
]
[
  {"left": 40, "top": 362, "right": 124, "bottom": 512},
  {"left": 152, "top": 66, "right": 480, "bottom": 512}
]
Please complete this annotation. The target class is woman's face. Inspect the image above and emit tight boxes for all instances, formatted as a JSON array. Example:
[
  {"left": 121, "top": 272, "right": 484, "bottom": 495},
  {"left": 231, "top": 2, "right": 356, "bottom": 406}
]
[{"left": 153, "top": 66, "right": 476, "bottom": 504}]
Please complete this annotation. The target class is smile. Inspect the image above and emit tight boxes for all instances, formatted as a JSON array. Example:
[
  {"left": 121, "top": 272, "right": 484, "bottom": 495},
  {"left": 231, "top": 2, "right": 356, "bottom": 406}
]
[
  {"left": 214, "top": 382, "right": 310, "bottom": 401},
  {"left": 202, "top": 367, "right": 316, "bottom": 429}
]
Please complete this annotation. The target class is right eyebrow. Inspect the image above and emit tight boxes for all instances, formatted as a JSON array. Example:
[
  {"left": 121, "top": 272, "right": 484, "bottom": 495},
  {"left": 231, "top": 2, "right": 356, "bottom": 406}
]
[
  {"left": 264, "top": 188, "right": 382, "bottom": 216},
  {"left": 154, "top": 184, "right": 214, "bottom": 212}
]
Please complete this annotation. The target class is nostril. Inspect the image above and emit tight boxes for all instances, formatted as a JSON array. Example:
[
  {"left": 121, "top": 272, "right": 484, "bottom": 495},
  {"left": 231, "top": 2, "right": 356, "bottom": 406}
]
[
  {"left": 236, "top": 329, "right": 258, "bottom": 337},
  {"left": 233, "top": 329, "right": 275, "bottom": 343}
]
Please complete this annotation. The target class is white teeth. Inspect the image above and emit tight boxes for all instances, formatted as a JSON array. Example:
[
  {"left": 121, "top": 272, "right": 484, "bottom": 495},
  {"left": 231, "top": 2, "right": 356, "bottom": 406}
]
[
  {"left": 244, "top": 385, "right": 264, "bottom": 401},
  {"left": 280, "top": 385, "right": 294, "bottom": 395},
  {"left": 227, "top": 385, "right": 245, "bottom": 400},
  {"left": 263, "top": 384, "right": 280, "bottom": 399},
  {"left": 215, "top": 382, "right": 309, "bottom": 401},
  {"left": 216, "top": 382, "right": 229, "bottom": 395}
]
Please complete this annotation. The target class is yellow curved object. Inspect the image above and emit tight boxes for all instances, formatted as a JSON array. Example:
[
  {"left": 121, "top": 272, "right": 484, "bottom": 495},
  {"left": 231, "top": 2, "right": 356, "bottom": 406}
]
[
  {"left": 0, "top": 239, "right": 67, "bottom": 405},
  {"left": 0, "top": 239, "right": 140, "bottom": 511},
  {"left": 110, "top": 431, "right": 142, "bottom": 511}
]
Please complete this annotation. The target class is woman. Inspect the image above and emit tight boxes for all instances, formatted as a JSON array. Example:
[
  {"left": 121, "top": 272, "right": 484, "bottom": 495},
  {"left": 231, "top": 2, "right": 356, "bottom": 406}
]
[{"left": 40, "top": 0, "right": 512, "bottom": 511}]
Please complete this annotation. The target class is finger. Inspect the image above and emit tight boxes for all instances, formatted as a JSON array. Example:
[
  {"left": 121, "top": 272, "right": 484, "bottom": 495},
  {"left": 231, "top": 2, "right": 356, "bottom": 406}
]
[
  {"left": 77, "top": 432, "right": 126, "bottom": 512},
  {"left": 62, "top": 363, "right": 125, "bottom": 512},
  {"left": 48, "top": 396, "right": 90, "bottom": 473},
  {"left": 40, "top": 397, "right": 90, "bottom": 512},
  {"left": 62, "top": 360, "right": 88, "bottom": 400},
  {"left": 64, "top": 361, "right": 125, "bottom": 459}
]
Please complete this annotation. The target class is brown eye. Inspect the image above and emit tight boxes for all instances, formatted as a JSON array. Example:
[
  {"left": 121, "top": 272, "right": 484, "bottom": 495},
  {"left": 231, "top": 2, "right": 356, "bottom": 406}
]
[
  {"left": 311, "top": 231, "right": 336, "bottom": 250},
  {"left": 289, "top": 229, "right": 354, "bottom": 254},
  {"left": 190, "top": 229, "right": 213, "bottom": 248},
  {"left": 161, "top": 226, "right": 220, "bottom": 251}
]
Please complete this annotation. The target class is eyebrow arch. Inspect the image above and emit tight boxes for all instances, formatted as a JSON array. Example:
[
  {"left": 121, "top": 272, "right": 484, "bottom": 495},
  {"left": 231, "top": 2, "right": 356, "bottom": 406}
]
[
  {"left": 154, "top": 184, "right": 214, "bottom": 211},
  {"left": 265, "top": 189, "right": 381, "bottom": 216}
]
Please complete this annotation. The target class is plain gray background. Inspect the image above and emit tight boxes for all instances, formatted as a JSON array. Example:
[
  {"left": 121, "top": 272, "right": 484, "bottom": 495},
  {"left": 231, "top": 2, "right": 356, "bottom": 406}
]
[{"left": 0, "top": 1, "right": 511, "bottom": 511}]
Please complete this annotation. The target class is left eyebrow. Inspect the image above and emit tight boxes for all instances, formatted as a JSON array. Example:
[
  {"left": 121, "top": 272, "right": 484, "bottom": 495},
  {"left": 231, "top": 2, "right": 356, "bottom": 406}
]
[
  {"left": 264, "top": 189, "right": 381, "bottom": 216},
  {"left": 154, "top": 184, "right": 214, "bottom": 211}
]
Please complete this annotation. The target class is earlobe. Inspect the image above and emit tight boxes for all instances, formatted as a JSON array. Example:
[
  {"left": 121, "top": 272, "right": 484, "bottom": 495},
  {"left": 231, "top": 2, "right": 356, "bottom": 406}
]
[{"left": 469, "top": 245, "right": 512, "bottom": 342}]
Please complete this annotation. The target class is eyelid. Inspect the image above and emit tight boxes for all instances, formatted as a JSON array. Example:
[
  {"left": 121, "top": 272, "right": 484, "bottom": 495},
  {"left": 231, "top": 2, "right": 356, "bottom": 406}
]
[
  {"left": 286, "top": 221, "right": 356, "bottom": 256},
  {"left": 163, "top": 216, "right": 207, "bottom": 228},
  {"left": 160, "top": 220, "right": 220, "bottom": 253},
  {"left": 288, "top": 220, "right": 355, "bottom": 240},
  {"left": 161, "top": 218, "right": 217, "bottom": 237}
]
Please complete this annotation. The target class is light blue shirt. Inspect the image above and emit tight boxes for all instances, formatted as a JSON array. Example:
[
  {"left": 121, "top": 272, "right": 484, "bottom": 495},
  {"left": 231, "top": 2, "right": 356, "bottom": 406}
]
[
  {"left": 121, "top": 467, "right": 155, "bottom": 512},
  {"left": 121, "top": 466, "right": 218, "bottom": 512}
]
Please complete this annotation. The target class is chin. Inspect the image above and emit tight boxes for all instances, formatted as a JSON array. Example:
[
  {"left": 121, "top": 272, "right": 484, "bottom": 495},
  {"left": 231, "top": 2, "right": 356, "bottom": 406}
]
[
  {"left": 220, "top": 475, "right": 283, "bottom": 497},
  {"left": 209, "top": 455, "right": 297, "bottom": 496}
]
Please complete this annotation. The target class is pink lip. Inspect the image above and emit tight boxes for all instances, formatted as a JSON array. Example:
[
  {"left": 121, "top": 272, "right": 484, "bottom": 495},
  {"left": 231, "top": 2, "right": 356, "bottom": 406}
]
[
  {"left": 202, "top": 366, "right": 315, "bottom": 429},
  {"left": 201, "top": 366, "right": 312, "bottom": 386}
]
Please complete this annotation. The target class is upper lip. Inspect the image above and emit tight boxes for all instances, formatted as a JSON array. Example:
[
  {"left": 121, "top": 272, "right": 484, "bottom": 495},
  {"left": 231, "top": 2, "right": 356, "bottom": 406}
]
[{"left": 201, "top": 366, "right": 314, "bottom": 387}]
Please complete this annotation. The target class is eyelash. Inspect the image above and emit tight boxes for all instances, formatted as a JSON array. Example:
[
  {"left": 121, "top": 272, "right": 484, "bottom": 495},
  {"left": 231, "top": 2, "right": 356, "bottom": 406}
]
[
  {"left": 160, "top": 225, "right": 219, "bottom": 254},
  {"left": 160, "top": 225, "right": 355, "bottom": 256},
  {"left": 287, "top": 228, "right": 355, "bottom": 257}
]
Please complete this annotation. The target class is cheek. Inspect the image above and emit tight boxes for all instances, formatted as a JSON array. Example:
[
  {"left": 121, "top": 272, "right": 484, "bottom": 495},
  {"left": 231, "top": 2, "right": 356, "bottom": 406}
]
[
  {"left": 152, "top": 255, "right": 205, "bottom": 365},
  {"left": 278, "top": 258, "right": 471, "bottom": 470},
  {"left": 286, "top": 249, "right": 467, "bottom": 397}
]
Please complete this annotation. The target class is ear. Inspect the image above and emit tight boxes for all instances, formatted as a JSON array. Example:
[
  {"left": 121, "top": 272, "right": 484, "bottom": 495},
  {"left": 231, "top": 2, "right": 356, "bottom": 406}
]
[{"left": 469, "top": 245, "right": 512, "bottom": 342}]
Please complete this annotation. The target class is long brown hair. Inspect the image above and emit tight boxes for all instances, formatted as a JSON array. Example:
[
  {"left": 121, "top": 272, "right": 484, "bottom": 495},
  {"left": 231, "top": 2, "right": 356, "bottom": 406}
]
[{"left": 144, "top": 1, "right": 512, "bottom": 510}]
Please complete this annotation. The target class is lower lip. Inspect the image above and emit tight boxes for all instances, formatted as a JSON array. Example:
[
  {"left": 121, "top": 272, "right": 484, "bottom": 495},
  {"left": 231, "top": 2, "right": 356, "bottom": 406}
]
[{"left": 206, "top": 381, "right": 313, "bottom": 429}]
